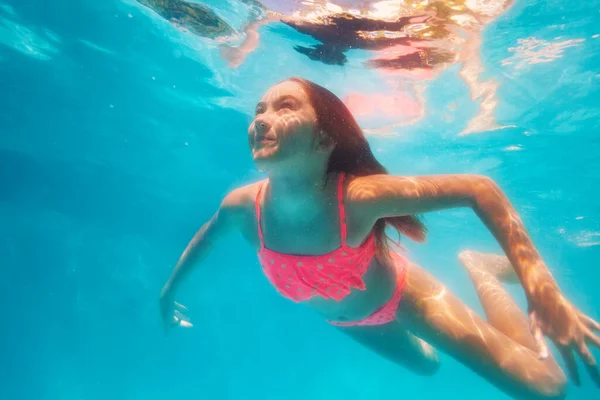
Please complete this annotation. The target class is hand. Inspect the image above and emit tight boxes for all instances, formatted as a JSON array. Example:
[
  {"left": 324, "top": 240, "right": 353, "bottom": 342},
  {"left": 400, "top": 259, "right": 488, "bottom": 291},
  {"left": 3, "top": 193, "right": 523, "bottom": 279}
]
[
  {"left": 529, "top": 281, "right": 600, "bottom": 387},
  {"left": 159, "top": 286, "right": 193, "bottom": 334}
]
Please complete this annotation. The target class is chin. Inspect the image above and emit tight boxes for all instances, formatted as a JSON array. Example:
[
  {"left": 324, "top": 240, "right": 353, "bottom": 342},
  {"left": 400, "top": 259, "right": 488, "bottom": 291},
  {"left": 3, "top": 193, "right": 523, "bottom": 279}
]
[
  {"left": 252, "top": 147, "right": 280, "bottom": 167},
  {"left": 254, "top": 154, "right": 292, "bottom": 174},
  {"left": 252, "top": 154, "right": 275, "bottom": 171}
]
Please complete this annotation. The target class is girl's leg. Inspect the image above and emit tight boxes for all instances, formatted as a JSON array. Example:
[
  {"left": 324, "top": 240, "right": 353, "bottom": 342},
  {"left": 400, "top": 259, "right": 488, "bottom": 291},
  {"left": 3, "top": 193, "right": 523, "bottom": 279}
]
[
  {"left": 458, "top": 250, "right": 537, "bottom": 351},
  {"left": 398, "top": 259, "right": 567, "bottom": 400},
  {"left": 337, "top": 320, "right": 440, "bottom": 376}
]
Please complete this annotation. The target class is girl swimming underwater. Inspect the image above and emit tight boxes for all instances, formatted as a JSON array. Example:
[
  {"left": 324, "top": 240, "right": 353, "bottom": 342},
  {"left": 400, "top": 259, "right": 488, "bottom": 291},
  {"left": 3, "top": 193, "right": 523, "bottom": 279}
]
[{"left": 160, "top": 77, "right": 600, "bottom": 400}]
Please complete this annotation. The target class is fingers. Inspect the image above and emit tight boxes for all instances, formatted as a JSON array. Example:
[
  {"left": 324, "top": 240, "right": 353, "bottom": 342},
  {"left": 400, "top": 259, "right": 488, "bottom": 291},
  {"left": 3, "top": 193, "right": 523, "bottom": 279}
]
[
  {"left": 558, "top": 346, "right": 581, "bottom": 386},
  {"left": 175, "top": 302, "right": 188, "bottom": 312},
  {"left": 179, "top": 320, "right": 193, "bottom": 328},
  {"left": 173, "top": 310, "right": 193, "bottom": 329},
  {"left": 576, "top": 341, "right": 600, "bottom": 387},
  {"left": 172, "top": 317, "right": 193, "bottom": 328},
  {"left": 581, "top": 314, "right": 600, "bottom": 332},
  {"left": 162, "top": 299, "right": 192, "bottom": 333},
  {"left": 584, "top": 327, "right": 600, "bottom": 348},
  {"left": 174, "top": 310, "right": 188, "bottom": 322}
]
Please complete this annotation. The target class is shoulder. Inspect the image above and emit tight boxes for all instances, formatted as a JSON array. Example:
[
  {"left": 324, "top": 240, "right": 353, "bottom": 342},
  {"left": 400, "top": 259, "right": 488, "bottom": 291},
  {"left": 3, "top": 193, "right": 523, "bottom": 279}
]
[
  {"left": 218, "top": 179, "right": 267, "bottom": 219},
  {"left": 343, "top": 173, "right": 497, "bottom": 222},
  {"left": 345, "top": 174, "right": 403, "bottom": 203},
  {"left": 345, "top": 173, "right": 492, "bottom": 202},
  {"left": 340, "top": 174, "right": 400, "bottom": 227}
]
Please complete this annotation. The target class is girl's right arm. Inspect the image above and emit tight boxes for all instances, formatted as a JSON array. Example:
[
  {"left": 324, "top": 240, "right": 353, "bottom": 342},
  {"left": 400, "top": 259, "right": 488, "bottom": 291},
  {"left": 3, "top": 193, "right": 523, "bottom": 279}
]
[{"left": 159, "top": 191, "right": 245, "bottom": 330}]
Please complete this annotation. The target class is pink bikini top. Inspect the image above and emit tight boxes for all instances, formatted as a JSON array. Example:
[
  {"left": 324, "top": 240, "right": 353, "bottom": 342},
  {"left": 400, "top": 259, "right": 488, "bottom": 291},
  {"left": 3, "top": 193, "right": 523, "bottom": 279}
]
[{"left": 255, "top": 172, "right": 377, "bottom": 303}]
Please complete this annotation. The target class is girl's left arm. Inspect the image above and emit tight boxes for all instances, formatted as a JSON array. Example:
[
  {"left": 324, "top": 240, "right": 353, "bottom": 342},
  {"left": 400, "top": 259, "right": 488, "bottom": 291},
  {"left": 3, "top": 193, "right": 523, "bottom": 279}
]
[
  {"left": 349, "top": 173, "right": 600, "bottom": 385},
  {"left": 350, "top": 174, "right": 553, "bottom": 292}
]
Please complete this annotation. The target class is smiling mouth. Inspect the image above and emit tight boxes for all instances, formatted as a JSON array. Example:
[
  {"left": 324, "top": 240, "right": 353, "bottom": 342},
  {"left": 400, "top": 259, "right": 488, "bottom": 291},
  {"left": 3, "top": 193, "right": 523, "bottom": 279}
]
[{"left": 255, "top": 135, "right": 276, "bottom": 145}]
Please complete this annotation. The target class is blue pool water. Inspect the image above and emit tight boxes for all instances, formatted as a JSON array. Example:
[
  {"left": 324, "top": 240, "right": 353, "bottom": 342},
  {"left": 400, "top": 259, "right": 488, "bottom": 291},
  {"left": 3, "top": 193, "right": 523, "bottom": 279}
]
[{"left": 1, "top": 0, "right": 599, "bottom": 399}]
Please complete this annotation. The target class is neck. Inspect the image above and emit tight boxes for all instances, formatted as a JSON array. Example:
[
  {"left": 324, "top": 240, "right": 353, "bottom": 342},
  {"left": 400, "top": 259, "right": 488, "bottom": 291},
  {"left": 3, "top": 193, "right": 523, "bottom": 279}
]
[{"left": 266, "top": 162, "right": 332, "bottom": 205}]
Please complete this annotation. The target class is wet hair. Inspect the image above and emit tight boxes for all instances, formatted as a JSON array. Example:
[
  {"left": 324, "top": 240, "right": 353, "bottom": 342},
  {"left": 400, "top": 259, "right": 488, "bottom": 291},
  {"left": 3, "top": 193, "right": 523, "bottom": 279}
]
[{"left": 286, "top": 77, "right": 427, "bottom": 260}]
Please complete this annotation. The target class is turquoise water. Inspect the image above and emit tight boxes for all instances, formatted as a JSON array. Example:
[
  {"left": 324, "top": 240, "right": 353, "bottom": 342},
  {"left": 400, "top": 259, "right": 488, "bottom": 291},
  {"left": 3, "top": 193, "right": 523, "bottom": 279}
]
[{"left": 1, "top": 0, "right": 599, "bottom": 399}]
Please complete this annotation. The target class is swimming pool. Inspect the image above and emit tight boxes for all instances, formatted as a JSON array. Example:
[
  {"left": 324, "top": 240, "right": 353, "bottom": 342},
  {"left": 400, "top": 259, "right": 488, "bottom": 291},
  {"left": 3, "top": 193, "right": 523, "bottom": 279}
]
[{"left": 0, "top": 0, "right": 598, "bottom": 399}]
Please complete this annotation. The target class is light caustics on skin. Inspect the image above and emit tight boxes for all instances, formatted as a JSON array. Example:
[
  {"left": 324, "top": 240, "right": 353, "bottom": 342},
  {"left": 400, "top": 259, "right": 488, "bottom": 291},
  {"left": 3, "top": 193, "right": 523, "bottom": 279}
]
[
  {"left": 406, "top": 256, "right": 566, "bottom": 392},
  {"left": 250, "top": 110, "right": 308, "bottom": 160},
  {"left": 345, "top": 173, "right": 571, "bottom": 393},
  {"left": 366, "top": 246, "right": 571, "bottom": 400},
  {"left": 249, "top": 83, "right": 318, "bottom": 167},
  {"left": 345, "top": 172, "right": 600, "bottom": 390},
  {"left": 160, "top": 77, "right": 600, "bottom": 397}
]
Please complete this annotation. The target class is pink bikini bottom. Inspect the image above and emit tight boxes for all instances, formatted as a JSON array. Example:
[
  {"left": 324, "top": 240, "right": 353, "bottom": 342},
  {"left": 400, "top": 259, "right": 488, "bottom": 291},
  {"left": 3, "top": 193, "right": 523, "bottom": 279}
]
[{"left": 328, "top": 252, "right": 408, "bottom": 327}]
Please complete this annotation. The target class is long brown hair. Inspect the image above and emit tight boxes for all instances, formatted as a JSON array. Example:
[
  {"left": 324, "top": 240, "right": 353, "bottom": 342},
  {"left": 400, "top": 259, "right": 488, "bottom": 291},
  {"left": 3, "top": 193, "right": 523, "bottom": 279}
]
[{"left": 287, "top": 77, "right": 427, "bottom": 259}]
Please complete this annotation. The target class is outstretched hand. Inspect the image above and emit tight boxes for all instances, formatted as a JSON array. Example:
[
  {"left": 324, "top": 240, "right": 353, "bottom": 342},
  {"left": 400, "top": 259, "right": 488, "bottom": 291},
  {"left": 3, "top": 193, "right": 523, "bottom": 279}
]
[
  {"left": 160, "top": 288, "right": 193, "bottom": 334},
  {"left": 529, "top": 282, "right": 600, "bottom": 387}
]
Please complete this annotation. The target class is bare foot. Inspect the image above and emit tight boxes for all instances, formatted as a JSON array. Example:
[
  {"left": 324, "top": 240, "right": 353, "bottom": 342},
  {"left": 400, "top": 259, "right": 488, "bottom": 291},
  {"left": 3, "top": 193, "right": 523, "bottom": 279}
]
[{"left": 458, "top": 250, "right": 519, "bottom": 284}]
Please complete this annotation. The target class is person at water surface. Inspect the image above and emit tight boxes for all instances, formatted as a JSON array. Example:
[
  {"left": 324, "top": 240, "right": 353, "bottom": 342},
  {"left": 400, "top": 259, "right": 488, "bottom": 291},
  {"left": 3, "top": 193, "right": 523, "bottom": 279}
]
[
  {"left": 135, "top": 0, "right": 509, "bottom": 134},
  {"left": 160, "top": 78, "right": 600, "bottom": 399}
]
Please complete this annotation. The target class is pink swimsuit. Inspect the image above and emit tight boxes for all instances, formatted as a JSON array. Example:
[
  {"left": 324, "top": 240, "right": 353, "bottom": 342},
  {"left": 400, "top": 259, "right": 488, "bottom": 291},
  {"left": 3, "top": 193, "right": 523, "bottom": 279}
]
[{"left": 255, "top": 172, "right": 408, "bottom": 326}]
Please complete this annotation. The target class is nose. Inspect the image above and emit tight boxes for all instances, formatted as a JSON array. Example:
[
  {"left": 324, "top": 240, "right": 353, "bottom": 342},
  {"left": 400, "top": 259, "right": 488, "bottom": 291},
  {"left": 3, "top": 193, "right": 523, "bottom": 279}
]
[{"left": 253, "top": 118, "right": 271, "bottom": 136}]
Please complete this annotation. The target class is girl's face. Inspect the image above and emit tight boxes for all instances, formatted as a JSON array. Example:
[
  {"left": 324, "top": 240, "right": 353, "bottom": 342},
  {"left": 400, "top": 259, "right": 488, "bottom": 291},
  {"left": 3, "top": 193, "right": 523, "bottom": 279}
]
[{"left": 248, "top": 80, "right": 319, "bottom": 170}]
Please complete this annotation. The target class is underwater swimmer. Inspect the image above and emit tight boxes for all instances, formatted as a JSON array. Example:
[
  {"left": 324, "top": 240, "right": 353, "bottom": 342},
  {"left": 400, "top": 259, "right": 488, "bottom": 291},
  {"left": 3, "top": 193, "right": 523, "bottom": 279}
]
[
  {"left": 160, "top": 78, "right": 600, "bottom": 399},
  {"left": 135, "top": 0, "right": 488, "bottom": 70}
]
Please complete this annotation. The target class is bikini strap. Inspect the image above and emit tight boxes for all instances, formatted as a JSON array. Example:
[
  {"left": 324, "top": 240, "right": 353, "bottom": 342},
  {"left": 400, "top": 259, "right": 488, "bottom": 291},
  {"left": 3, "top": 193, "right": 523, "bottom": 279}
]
[
  {"left": 337, "top": 172, "right": 347, "bottom": 246},
  {"left": 255, "top": 181, "right": 266, "bottom": 248}
]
